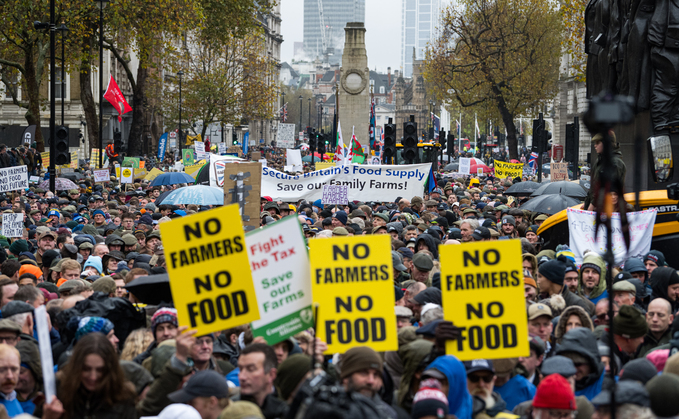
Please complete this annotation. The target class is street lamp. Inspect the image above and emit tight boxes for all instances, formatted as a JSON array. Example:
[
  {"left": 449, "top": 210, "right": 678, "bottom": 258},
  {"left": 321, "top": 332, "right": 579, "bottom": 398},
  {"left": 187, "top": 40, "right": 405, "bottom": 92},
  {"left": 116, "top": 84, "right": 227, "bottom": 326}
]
[
  {"left": 57, "top": 20, "right": 68, "bottom": 126},
  {"left": 308, "top": 97, "right": 311, "bottom": 129},
  {"left": 280, "top": 91, "right": 285, "bottom": 122},
  {"left": 298, "top": 95, "right": 303, "bottom": 133},
  {"left": 177, "top": 70, "right": 183, "bottom": 153},
  {"left": 94, "top": 0, "right": 110, "bottom": 169}
]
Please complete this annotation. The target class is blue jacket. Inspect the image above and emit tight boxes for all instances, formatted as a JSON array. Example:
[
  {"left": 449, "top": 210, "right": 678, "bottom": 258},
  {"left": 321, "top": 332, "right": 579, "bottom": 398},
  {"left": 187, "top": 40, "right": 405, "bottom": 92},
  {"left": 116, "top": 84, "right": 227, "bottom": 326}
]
[
  {"left": 427, "top": 356, "right": 473, "bottom": 419},
  {"left": 494, "top": 374, "right": 536, "bottom": 411},
  {"left": 575, "top": 372, "right": 605, "bottom": 400},
  {"left": 0, "top": 395, "right": 23, "bottom": 417}
]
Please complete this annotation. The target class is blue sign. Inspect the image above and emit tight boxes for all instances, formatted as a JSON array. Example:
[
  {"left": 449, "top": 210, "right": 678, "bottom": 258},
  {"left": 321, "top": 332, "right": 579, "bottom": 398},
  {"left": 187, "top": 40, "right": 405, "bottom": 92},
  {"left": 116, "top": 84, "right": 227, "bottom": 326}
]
[
  {"left": 157, "top": 133, "right": 168, "bottom": 159},
  {"left": 243, "top": 132, "right": 250, "bottom": 155},
  {"left": 260, "top": 139, "right": 264, "bottom": 144}
]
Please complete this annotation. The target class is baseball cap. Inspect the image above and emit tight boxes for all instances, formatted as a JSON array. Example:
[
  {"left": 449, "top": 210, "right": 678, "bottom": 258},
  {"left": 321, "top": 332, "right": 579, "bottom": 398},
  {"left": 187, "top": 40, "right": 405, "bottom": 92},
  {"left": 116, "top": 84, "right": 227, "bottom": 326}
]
[
  {"left": 392, "top": 251, "right": 407, "bottom": 272},
  {"left": 464, "top": 359, "right": 495, "bottom": 375},
  {"left": 528, "top": 303, "right": 553, "bottom": 320},
  {"left": 472, "top": 226, "right": 490, "bottom": 241},
  {"left": 167, "top": 370, "right": 228, "bottom": 403}
]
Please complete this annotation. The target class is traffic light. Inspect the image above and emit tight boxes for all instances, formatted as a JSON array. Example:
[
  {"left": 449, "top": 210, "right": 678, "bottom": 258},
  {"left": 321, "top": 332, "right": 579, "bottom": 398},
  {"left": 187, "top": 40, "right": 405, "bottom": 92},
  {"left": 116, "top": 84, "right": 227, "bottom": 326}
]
[
  {"left": 317, "top": 131, "right": 326, "bottom": 155},
  {"left": 113, "top": 130, "right": 122, "bottom": 153},
  {"left": 54, "top": 126, "right": 70, "bottom": 166},
  {"left": 383, "top": 119, "right": 396, "bottom": 164},
  {"left": 565, "top": 117, "right": 580, "bottom": 165},
  {"left": 403, "top": 115, "right": 418, "bottom": 164},
  {"left": 446, "top": 132, "right": 455, "bottom": 162},
  {"left": 232, "top": 132, "right": 238, "bottom": 145}
]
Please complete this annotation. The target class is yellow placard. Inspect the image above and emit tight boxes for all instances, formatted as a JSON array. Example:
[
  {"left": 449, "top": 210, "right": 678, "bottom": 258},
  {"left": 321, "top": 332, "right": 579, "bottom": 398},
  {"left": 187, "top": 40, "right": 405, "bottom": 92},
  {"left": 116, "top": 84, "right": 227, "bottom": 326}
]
[
  {"left": 184, "top": 161, "right": 206, "bottom": 176},
  {"left": 440, "top": 240, "right": 529, "bottom": 361},
  {"left": 314, "top": 162, "right": 335, "bottom": 171},
  {"left": 493, "top": 160, "right": 523, "bottom": 179},
  {"left": 160, "top": 204, "right": 260, "bottom": 335},
  {"left": 144, "top": 168, "right": 164, "bottom": 181},
  {"left": 122, "top": 168, "right": 132, "bottom": 177},
  {"left": 309, "top": 235, "right": 397, "bottom": 354}
]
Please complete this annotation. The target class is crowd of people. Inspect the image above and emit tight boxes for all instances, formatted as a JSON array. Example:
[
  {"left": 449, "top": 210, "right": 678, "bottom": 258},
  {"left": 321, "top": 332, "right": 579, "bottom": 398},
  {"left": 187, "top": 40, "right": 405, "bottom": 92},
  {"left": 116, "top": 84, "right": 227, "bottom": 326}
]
[{"left": 0, "top": 138, "right": 675, "bottom": 419}]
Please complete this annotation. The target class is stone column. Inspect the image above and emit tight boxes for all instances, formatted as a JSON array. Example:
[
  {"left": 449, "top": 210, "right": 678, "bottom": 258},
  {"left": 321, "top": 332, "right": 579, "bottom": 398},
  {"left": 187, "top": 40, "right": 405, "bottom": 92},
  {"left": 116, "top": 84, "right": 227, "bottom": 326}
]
[{"left": 338, "top": 22, "right": 370, "bottom": 152}]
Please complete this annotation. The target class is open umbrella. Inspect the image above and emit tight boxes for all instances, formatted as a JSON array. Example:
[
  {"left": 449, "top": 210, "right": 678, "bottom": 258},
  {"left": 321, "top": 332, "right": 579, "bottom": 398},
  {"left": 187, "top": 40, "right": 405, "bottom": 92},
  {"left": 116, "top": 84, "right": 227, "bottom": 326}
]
[
  {"left": 61, "top": 172, "right": 85, "bottom": 182},
  {"left": 530, "top": 181, "right": 587, "bottom": 199},
  {"left": 443, "top": 162, "right": 459, "bottom": 172},
  {"left": 520, "top": 194, "right": 581, "bottom": 215},
  {"left": 470, "top": 159, "right": 492, "bottom": 174},
  {"left": 504, "top": 181, "right": 541, "bottom": 196},
  {"left": 149, "top": 172, "right": 195, "bottom": 187},
  {"left": 302, "top": 152, "right": 330, "bottom": 162},
  {"left": 38, "top": 178, "right": 78, "bottom": 191},
  {"left": 160, "top": 185, "right": 224, "bottom": 206},
  {"left": 125, "top": 273, "right": 172, "bottom": 305}
]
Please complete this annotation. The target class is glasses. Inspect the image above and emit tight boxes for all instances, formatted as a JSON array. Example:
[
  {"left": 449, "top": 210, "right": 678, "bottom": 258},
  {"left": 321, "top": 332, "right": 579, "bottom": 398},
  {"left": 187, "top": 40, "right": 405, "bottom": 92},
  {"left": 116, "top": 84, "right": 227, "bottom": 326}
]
[{"left": 468, "top": 374, "right": 493, "bottom": 383}]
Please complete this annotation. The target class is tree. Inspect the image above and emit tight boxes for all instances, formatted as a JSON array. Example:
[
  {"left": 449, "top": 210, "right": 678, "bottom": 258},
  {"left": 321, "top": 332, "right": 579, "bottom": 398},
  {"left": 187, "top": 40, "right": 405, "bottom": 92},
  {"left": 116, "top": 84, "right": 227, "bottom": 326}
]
[
  {"left": 424, "top": 0, "right": 561, "bottom": 160},
  {"left": 161, "top": 29, "right": 277, "bottom": 140},
  {"left": 280, "top": 86, "right": 317, "bottom": 134}
]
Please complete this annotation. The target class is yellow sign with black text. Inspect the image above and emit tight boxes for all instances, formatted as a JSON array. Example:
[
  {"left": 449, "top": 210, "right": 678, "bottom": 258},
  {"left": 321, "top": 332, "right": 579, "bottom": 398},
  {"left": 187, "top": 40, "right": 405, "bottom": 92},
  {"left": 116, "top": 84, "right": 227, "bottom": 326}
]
[
  {"left": 310, "top": 235, "right": 397, "bottom": 354},
  {"left": 160, "top": 204, "right": 260, "bottom": 336},
  {"left": 440, "top": 240, "right": 528, "bottom": 361},
  {"left": 493, "top": 160, "right": 524, "bottom": 179}
]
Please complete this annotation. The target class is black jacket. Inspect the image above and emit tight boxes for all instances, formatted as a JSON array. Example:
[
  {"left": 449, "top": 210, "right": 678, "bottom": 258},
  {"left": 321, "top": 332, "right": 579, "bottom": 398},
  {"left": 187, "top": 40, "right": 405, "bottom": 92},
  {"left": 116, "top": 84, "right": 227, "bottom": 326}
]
[
  {"left": 651, "top": 267, "right": 679, "bottom": 313},
  {"left": 561, "top": 286, "right": 595, "bottom": 317},
  {"left": 239, "top": 393, "right": 288, "bottom": 419},
  {"left": 554, "top": 328, "right": 604, "bottom": 392}
]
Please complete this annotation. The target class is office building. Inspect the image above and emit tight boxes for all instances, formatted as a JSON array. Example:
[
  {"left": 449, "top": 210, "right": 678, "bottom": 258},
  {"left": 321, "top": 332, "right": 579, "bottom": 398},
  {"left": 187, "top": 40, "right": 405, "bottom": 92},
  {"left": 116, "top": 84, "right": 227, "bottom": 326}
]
[
  {"left": 303, "top": 0, "right": 366, "bottom": 64},
  {"left": 402, "top": 0, "right": 442, "bottom": 77}
]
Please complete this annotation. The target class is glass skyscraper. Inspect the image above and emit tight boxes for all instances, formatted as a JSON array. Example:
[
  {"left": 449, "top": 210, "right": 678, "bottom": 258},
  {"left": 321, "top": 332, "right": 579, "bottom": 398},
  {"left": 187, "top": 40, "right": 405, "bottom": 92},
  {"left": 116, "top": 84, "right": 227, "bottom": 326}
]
[
  {"left": 303, "top": 0, "right": 366, "bottom": 63},
  {"left": 401, "top": 0, "right": 442, "bottom": 77}
]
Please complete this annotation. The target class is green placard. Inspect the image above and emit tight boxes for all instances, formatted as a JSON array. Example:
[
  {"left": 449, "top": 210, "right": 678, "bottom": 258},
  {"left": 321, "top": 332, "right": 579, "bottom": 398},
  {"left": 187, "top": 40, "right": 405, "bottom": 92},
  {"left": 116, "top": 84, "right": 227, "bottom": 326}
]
[
  {"left": 182, "top": 149, "right": 195, "bottom": 166},
  {"left": 122, "top": 157, "right": 140, "bottom": 168}
]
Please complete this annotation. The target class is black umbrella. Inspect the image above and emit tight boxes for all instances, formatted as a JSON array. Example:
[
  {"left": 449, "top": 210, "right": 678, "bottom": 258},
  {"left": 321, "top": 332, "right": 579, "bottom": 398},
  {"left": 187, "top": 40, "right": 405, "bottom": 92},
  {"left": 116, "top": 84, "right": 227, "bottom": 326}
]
[
  {"left": 504, "top": 181, "right": 541, "bottom": 196},
  {"left": 154, "top": 189, "right": 174, "bottom": 205},
  {"left": 530, "top": 181, "right": 587, "bottom": 199},
  {"left": 443, "top": 162, "right": 459, "bottom": 172},
  {"left": 60, "top": 172, "right": 85, "bottom": 182},
  {"left": 520, "top": 194, "right": 580, "bottom": 215},
  {"left": 125, "top": 273, "right": 172, "bottom": 305}
]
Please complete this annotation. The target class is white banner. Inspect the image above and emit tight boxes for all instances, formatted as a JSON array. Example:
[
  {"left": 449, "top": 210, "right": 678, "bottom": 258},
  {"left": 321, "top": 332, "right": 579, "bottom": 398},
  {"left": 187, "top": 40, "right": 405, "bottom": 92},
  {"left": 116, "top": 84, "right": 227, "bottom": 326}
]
[
  {"left": 93, "top": 169, "right": 109, "bottom": 183},
  {"left": 567, "top": 208, "right": 657, "bottom": 266},
  {"left": 0, "top": 166, "right": 28, "bottom": 192},
  {"left": 459, "top": 158, "right": 471, "bottom": 175},
  {"left": 2, "top": 213, "right": 23, "bottom": 238},
  {"left": 261, "top": 163, "right": 431, "bottom": 202},
  {"left": 248, "top": 216, "right": 313, "bottom": 344},
  {"left": 277, "top": 123, "right": 296, "bottom": 149}
]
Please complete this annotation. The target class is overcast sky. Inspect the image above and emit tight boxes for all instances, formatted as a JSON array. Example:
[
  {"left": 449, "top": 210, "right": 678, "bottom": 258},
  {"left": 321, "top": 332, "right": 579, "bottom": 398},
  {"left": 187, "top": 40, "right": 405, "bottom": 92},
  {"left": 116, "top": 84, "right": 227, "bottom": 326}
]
[{"left": 281, "top": 0, "right": 439, "bottom": 73}]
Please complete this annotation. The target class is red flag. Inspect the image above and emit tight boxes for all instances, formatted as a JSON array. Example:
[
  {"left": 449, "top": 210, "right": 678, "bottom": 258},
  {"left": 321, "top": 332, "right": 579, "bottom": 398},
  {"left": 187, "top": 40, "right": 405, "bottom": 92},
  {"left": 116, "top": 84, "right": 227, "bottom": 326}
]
[{"left": 103, "top": 75, "right": 132, "bottom": 122}]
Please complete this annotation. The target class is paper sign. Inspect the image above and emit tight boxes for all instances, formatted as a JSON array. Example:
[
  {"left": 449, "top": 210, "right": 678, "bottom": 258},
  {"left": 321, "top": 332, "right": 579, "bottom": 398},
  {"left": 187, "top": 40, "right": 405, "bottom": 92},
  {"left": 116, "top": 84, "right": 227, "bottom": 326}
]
[
  {"left": 0, "top": 166, "right": 28, "bottom": 192},
  {"left": 35, "top": 306, "right": 56, "bottom": 403},
  {"left": 440, "top": 239, "right": 529, "bottom": 361},
  {"left": 286, "top": 149, "right": 303, "bottom": 169},
  {"left": 551, "top": 162, "right": 568, "bottom": 181},
  {"left": 90, "top": 149, "right": 103, "bottom": 168},
  {"left": 310, "top": 235, "right": 397, "bottom": 354},
  {"left": 248, "top": 217, "right": 313, "bottom": 344},
  {"left": 41, "top": 152, "right": 50, "bottom": 168},
  {"left": 277, "top": 123, "right": 296, "bottom": 148},
  {"left": 2, "top": 213, "right": 23, "bottom": 237},
  {"left": 29, "top": 176, "right": 40, "bottom": 184},
  {"left": 322, "top": 185, "right": 349, "bottom": 205},
  {"left": 93, "top": 169, "right": 109, "bottom": 183},
  {"left": 477, "top": 167, "right": 483, "bottom": 175},
  {"left": 315, "top": 162, "right": 334, "bottom": 171},
  {"left": 567, "top": 208, "right": 657, "bottom": 265},
  {"left": 114, "top": 163, "right": 121, "bottom": 179},
  {"left": 459, "top": 158, "right": 471, "bottom": 175},
  {"left": 160, "top": 204, "right": 260, "bottom": 336},
  {"left": 183, "top": 149, "right": 195, "bottom": 166},
  {"left": 122, "top": 157, "right": 140, "bottom": 168},
  {"left": 121, "top": 167, "right": 134, "bottom": 184},
  {"left": 493, "top": 160, "right": 523, "bottom": 179},
  {"left": 218, "top": 143, "right": 227, "bottom": 155}
]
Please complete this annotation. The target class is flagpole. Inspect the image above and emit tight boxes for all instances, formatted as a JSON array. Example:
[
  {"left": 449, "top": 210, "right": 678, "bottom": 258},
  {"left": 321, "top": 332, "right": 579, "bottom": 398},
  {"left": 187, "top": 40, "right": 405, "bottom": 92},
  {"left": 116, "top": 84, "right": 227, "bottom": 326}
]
[{"left": 459, "top": 112, "right": 462, "bottom": 156}]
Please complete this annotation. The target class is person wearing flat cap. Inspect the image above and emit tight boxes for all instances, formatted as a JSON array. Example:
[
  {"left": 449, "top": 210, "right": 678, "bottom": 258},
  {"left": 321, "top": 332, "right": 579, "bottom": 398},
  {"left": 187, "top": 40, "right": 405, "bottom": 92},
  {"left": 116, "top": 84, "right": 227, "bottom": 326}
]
[
  {"left": 591, "top": 381, "right": 651, "bottom": 419},
  {"left": 605, "top": 305, "right": 648, "bottom": 375},
  {"left": 411, "top": 253, "right": 433, "bottom": 286}
]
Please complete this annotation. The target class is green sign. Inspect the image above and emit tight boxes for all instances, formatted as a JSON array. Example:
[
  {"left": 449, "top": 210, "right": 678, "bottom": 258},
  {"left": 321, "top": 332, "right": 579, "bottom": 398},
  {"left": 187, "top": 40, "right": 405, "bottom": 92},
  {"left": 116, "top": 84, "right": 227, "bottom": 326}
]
[
  {"left": 182, "top": 149, "right": 195, "bottom": 166},
  {"left": 122, "top": 157, "right": 140, "bottom": 168}
]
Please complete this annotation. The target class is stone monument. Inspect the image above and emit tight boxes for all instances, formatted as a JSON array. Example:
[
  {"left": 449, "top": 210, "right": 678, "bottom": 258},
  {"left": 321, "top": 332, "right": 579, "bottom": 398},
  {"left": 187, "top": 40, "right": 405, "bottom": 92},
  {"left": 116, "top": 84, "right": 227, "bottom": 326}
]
[{"left": 339, "top": 22, "right": 370, "bottom": 151}]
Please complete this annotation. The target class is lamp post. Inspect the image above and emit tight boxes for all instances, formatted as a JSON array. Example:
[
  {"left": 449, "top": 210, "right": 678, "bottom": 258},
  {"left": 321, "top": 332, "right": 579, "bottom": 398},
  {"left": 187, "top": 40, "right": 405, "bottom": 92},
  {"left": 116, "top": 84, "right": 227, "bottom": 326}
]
[
  {"left": 280, "top": 91, "right": 285, "bottom": 121},
  {"left": 308, "top": 97, "right": 311, "bottom": 130},
  {"left": 57, "top": 20, "right": 68, "bottom": 126},
  {"left": 94, "top": 0, "right": 109, "bottom": 169},
  {"left": 298, "top": 95, "right": 303, "bottom": 134},
  {"left": 177, "top": 70, "right": 183, "bottom": 153}
]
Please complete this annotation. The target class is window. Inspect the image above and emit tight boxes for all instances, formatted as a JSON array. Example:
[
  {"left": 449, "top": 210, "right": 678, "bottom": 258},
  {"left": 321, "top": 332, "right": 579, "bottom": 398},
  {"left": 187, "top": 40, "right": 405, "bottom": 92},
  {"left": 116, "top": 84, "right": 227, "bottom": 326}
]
[
  {"left": 420, "top": 4, "right": 431, "bottom": 13},
  {"left": 55, "top": 67, "right": 67, "bottom": 100},
  {"left": 406, "top": 12, "right": 416, "bottom": 27},
  {"left": 406, "top": 0, "right": 417, "bottom": 10},
  {"left": 380, "top": 86, "right": 385, "bottom": 94},
  {"left": 419, "top": 12, "right": 430, "bottom": 21},
  {"left": 406, "top": 28, "right": 416, "bottom": 44}
]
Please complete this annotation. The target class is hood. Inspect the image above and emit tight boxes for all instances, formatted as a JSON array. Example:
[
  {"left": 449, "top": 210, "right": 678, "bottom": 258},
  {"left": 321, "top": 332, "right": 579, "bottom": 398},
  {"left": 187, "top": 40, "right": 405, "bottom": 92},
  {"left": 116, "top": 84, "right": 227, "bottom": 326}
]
[
  {"left": 627, "top": 278, "right": 650, "bottom": 306},
  {"left": 650, "top": 267, "right": 679, "bottom": 308},
  {"left": 624, "top": 258, "right": 647, "bottom": 283},
  {"left": 415, "top": 234, "right": 440, "bottom": 260},
  {"left": 554, "top": 305, "right": 594, "bottom": 343},
  {"left": 397, "top": 339, "right": 434, "bottom": 408},
  {"left": 427, "top": 356, "right": 473, "bottom": 419},
  {"left": 578, "top": 252, "right": 607, "bottom": 299},
  {"left": 554, "top": 327, "right": 603, "bottom": 390}
]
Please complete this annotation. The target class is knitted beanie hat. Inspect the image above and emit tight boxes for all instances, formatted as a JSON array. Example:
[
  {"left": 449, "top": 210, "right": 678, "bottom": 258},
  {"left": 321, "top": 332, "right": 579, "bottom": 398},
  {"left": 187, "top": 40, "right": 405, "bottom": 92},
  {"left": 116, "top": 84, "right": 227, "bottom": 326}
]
[
  {"left": 532, "top": 374, "right": 577, "bottom": 410},
  {"left": 538, "top": 255, "right": 568, "bottom": 286},
  {"left": 411, "top": 379, "right": 449, "bottom": 419},
  {"left": 340, "top": 346, "right": 383, "bottom": 379},
  {"left": 74, "top": 316, "right": 114, "bottom": 342},
  {"left": 151, "top": 308, "right": 178, "bottom": 336},
  {"left": 613, "top": 305, "right": 648, "bottom": 339}
]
